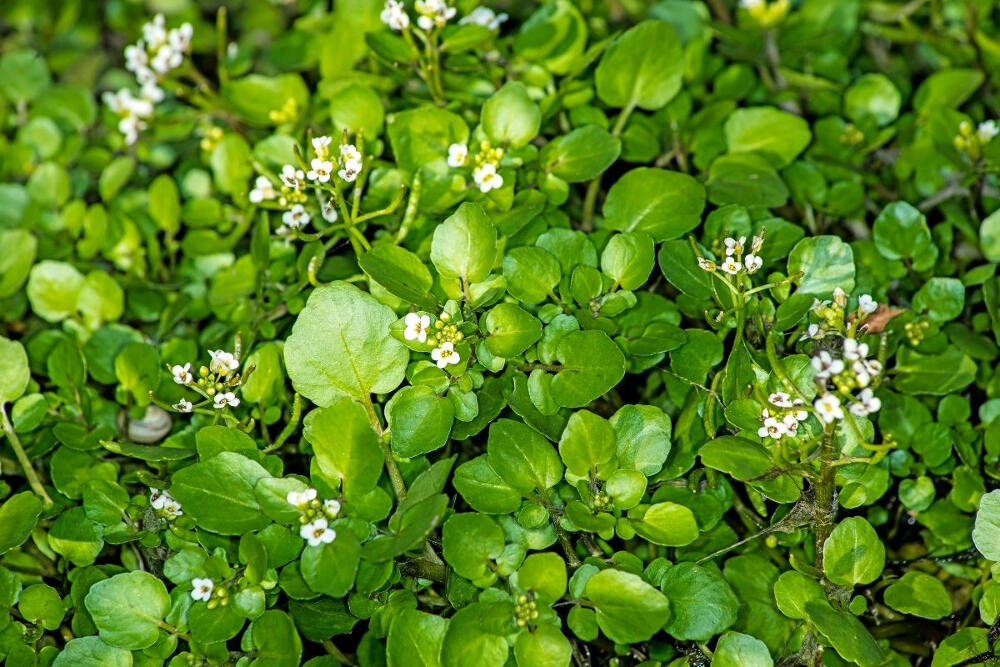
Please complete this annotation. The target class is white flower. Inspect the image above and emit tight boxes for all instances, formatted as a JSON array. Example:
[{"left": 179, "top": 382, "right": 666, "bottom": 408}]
[
  {"left": 832, "top": 287, "right": 848, "bottom": 307},
  {"left": 287, "top": 488, "right": 318, "bottom": 508},
  {"left": 751, "top": 232, "right": 764, "bottom": 254},
  {"left": 757, "top": 416, "right": 787, "bottom": 439},
  {"left": 283, "top": 204, "right": 311, "bottom": 229},
  {"left": 324, "top": 499, "right": 342, "bottom": 517},
  {"left": 338, "top": 159, "right": 362, "bottom": 183},
  {"left": 849, "top": 388, "right": 882, "bottom": 417},
  {"left": 151, "top": 488, "right": 183, "bottom": 517},
  {"left": 459, "top": 6, "right": 508, "bottom": 29},
  {"left": 811, "top": 351, "right": 844, "bottom": 380},
  {"left": 416, "top": 0, "right": 456, "bottom": 30},
  {"left": 173, "top": 399, "right": 193, "bottom": 413},
  {"left": 814, "top": 394, "right": 844, "bottom": 423},
  {"left": 139, "top": 82, "right": 164, "bottom": 104},
  {"left": 142, "top": 15, "right": 168, "bottom": 50},
  {"left": 150, "top": 45, "right": 182, "bottom": 74},
  {"left": 209, "top": 350, "right": 240, "bottom": 374},
  {"left": 782, "top": 414, "right": 800, "bottom": 433},
  {"left": 381, "top": 0, "right": 410, "bottom": 31},
  {"left": 858, "top": 294, "right": 877, "bottom": 315},
  {"left": 340, "top": 144, "right": 362, "bottom": 164},
  {"left": 172, "top": 363, "right": 193, "bottom": 385},
  {"left": 169, "top": 23, "right": 193, "bottom": 52},
  {"left": 842, "top": 338, "right": 868, "bottom": 362},
  {"left": 281, "top": 165, "right": 305, "bottom": 190},
  {"left": 724, "top": 236, "right": 745, "bottom": 256},
  {"left": 118, "top": 115, "right": 145, "bottom": 145},
  {"left": 312, "top": 135, "right": 333, "bottom": 158},
  {"left": 740, "top": 0, "right": 764, "bottom": 7},
  {"left": 307, "top": 158, "right": 333, "bottom": 183},
  {"left": 161, "top": 498, "right": 183, "bottom": 517},
  {"left": 790, "top": 398, "right": 808, "bottom": 421},
  {"left": 978, "top": 120, "right": 999, "bottom": 144},
  {"left": 720, "top": 256, "right": 741, "bottom": 275},
  {"left": 214, "top": 392, "right": 240, "bottom": 409},
  {"left": 697, "top": 258, "right": 716, "bottom": 272},
  {"left": 404, "top": 313, "right": 431, "bottom": 343},
  {"left": 852, "top": 360, "right": 873, "bottom": 388},
  {"left": 300, "top": 518, "right": 337, "bottom": 547},
  {"left": 768, "top": 392, "right": 792, "bottom": 408},
  {"left": 249, "top": 176, "right": 277, "bottom": 204},
  {"left": 801, "top": 323, "right": 823, "bottom": 341},
  {"left": 431, "top": 341, "right": 460, "bottom": 368},
  {"left": 321, "top": 198, "right": 338, "bottom": 222},
  {"left": 447, "top": 143, "right": 469, "bottom": 168},
  {"left": 124, "top": 43, "right": 148, "bottom": 73},
  {"left": 473, "top": 163, "right": 503, "bottom": 193},
  {"left": 190, "top": 578, "right": 214, "bottom": 602},
  {"left": 744, "top": 254, "right": 763, "bottom": 274}
]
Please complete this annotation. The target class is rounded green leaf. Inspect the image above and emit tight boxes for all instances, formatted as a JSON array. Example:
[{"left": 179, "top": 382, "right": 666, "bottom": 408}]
[
  {"left": 603, "top": 168, "right": 706, "bottom": 242},
  {"left": 0, "top": 337, "right": 30, "bottom": 405},
  {"left": 724, "top": 106, "right": 812, "bottom": 168},
  {"left": 787, "top": 235, "right": 855, "bottom": 296},
  {"left": 595, "top": 20, "right": 683, "bottom": 110},
  {"left": 660, "top": 562, "right": 739, "bottom": 641},
  {"left": 482, "top": 82, "right": 541, "bottom": 149},
  {"left": 822, "top": 517, "right": 886, "bottom": 587},
  {"left": 430, "top": 203, "right": 497, "bottom": 284},
  {"left": 386, "top": 385, "right": 455, "bottom": 457},
  {"left": 84, "top": 571, "right": 170, "bottom": 650},
  {"left": 550, "top": 330, "right": 626, "bottom": 408},
  {"left": 53, "top": 637, "right": 132, "bottom": 667},
  {"left": 883, "top": 571, "right": 952, "bottom": 620},
  {"left": 584, "top": 569, "right": 671, "bottom": 644},
  {"left": 169, "top": 452, "right": 272, "bottom": 535}
]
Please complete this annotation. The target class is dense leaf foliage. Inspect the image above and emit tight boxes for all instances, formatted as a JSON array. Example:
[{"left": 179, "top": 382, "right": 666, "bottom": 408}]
[{"left": 4, "top": 0, "right": 1000, "bottom": 665}]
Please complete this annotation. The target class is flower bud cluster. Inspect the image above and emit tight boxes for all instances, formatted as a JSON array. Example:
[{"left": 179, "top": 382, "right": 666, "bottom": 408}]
[
  {"left": 698, "top": 231, "right": 764, "bottom": 276},
  {"left": 514, "top": 594, "right": 539, "bottom": 627},
  {"left": 287, "top": 488, "right": 341, "bottom": 547},
  {"left": 954, "top": 120, "right": 998, "bottom": 161},
  {"left": 169, "top": 346, "right": 243, "bottom": 412}
]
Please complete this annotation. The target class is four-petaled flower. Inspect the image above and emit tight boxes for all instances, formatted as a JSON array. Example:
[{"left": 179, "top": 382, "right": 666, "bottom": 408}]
[
  {"left": 978, "top": 120, "right": 999, "bottom": 144},
  {"left": 283, "top": 204, "right": 311, "bottom": 229},
  {"left": 842, "top": 338, "right": 868, "bottom": 362},
  {"left": 190, "top": 578, "right": 214, "bottom": 602},
  {"left": 814, "top": 394, "right": 843, "bottom": 423},
  {"left": 473, "top": 163, "right": 503, "bottom": 193},
  {"left": 758, "top": 414, "right": 787, "bottom": 439},
  {"left": 811, "top": 351, "right": 844, "bottom": 380},
  {"left": 287, "top": 488, "right": 318, "bottom": 508},
  {"left": 380, "top": 0, "right": 410, "bottom": 31},
  {"left": 460, "top": 6, "right": 508, "bottom": 29},
  {"left": 249, "top": 176, "right": 277, "bottom": 204},
  {"left": 281, "top": 165, "right": 305, "bottom": 190},
  {"left": 307, "top": 158, "right": 333, "bottom": 183},
  {"left": 849, "top": 388, "right": 882, "bottom": 417},
  {"left": 720, "top": 256, "right": 741, "bottom": 275},
  {"left": 724, "top": 236, "right": 745, "bottom": 256},
  {"left": 312, "top": 135, "right": 332, "bottom": 158},
  {"left": 172, "top": 363, "right": 192, "bottom": 385},
  {"left": 214, "top": 392, "right": 240, "bottom": 409},
  {"left": 744, "top": 253, "right": 762, "bottom": 273},
  {"left": 404, "top": 313, "right": 431, "bottom": 343},
  {"left": 300, "top": 518, "right": 337, "bottom": 547},
  {"left": 858, "top": 294, "right": 877, "bottom": 315},
  {"left": 324, "top": 499, "right": 342, "bottom": 517},
  {"left": 151, "top": 488, "right": 183, "bottom": 517},
  {"left": 431, "top": 341, "right": 460, "bottom": 368},
  {"left": 321, "top": 198, "right": 339, "bottom": 222},
  {"left": 173, "top": 399, "right": 193, "bottom": 413},
  {"left": 209, "top": 350, "right": 240, "bottom": 374},
  {"left": 447, "top": 143, "right": 469, "bottom": 168}
]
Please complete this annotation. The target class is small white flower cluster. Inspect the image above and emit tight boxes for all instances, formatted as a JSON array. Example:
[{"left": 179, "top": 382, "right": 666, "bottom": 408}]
[
  {"left": 104, "top": 15, "right": 193, "bottom": 144},
  {"left": 806, "top": 288, "right": 878, "bottom": 341},
  {"left": 697, "top": 232, "right": 764, "bottom": 276},
  {"left": 307, "top": 137, "right": 363, "bottom": 184},
  {"left": 190, "top": 577, "right": 214, "bottom": 602},
  {"left": 169, "top": 347, "right": 242, "bottom": 411},
  {"left": 757, "top": 392, "right": 808, "bottom": 440},
  {"left": 380, "top": 0, "right": 459, "bottom": 32},
  {"left": 810, "top": 336, "right": 883, "bottom": 424},
  {"left": 956, "top": 120, "right": 999, "bottom": 158},
  {"left": 459, "top": 6, "right": 508, "bottom": 30},
  {"left": 404, "top": 311, "right": 462, "bottom": 368},
  {"left": 978, "top": 120, "right": 999, "bottom": 144},
  {"left": 288, "top": 488, "right": 342, "bottom": 547},
  {"left": 150, "top": 487, "right": 183, "bottom": 518},
  {"left": 448, "top": 140, "right": 505, "bottom": 193}
]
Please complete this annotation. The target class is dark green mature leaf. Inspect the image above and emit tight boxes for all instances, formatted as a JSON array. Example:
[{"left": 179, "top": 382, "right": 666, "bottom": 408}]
[{"left": 170, "top": 452, "right": 272, "bottom": 535}]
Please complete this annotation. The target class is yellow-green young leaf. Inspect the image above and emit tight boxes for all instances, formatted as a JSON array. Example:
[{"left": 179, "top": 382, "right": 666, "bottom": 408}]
[
  {"left": 482, "top": 82, "right": 541, "bottom": 149},
  {"left": 52, "top": 637, "right": 131, "bottom": 667},
  {"left": 513, "top": 625, "right": 572, "bottom": 667},
  {"left": 303, "top": 398, "right": 384, "bottom": 498},
  {"left": 0, "top": 229, "right": 36, "bottom": 299},
  {"left": 712, "top": 631, "right": 774, "bottom": 667},
  {"left": 387, "top": 609, "right": 449, "bottom": 667},
  {"left": 486, "top": 418, "right": 563, "bottom": 495},
  {"left": 584, "top": 569, "right": 670, "bottom": 644},
  {"left": 148, "top": 174, "right": 180, "bottom": 236},
  {"left": 883, "top": 571, "right": 952, "bottom": 620},
  {"left": 724, "top": 107, "right": 812, "bottom": 168},
  {"left": 558, "top": 409, "right": 615, "bottom": 477},
  {"left": 430, "top": 203, "right": 497, "bottom": 284},
  {"left": 0, "top": 492, "right": 42, "bottom": 555},
  {"left": 169, "top": 452, "right": 272, "bottom": 535},
  {"left": 0, "top": 337, "right": 30, "bottom": 405},
  {"left": 603, "top": 168, "right": 706, "bottom": 242}
]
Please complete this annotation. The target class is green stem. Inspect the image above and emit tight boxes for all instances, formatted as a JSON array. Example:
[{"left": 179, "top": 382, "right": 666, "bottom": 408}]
[
  {"left": 813, "top": 425, "right": 837, "bottom": 574},
  {"left": 1, "top": 403, "right": 53, "bottom": 506},
  {"left": 363, "top": 397, "right": 407, "bottom": 501},
  {"left": 765, "top": 332, "right": 808, "bottom": 402},
  {"left": 264, "top": 394, "right": 302, "bottom": 453}
]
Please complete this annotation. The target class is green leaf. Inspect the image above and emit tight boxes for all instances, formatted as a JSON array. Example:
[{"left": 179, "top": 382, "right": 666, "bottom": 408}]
[
  {"left": 884, "top": 571, "right": 952, "bottom": 620},
  {"left": 803, "top": 600, "right": 883, "bottom": 665},
  {"left": 913, "top": 277, "right": 965, "bottom": 323},
  {"left": 487, "top": 419, "right": 563, "bottom": 495},
  {"left": 249, "top": 610, "right": 303, "bottom": 667},
  {"left": 359, "top": 245, "right": 436, "bottom": 308},
  {"left": 387, "top": 609, "right": 449, "bottom": 667},
  {"left": 0, "top": 336, "right": 30, "bottom": 405},
  {"left": 540, "top": 125, "right": 621, "bottom": 182},
  {"left": 872, "top": 202, "right": 932, "bottom": 262},
  {"left": 0, "top": 492, "right": 42, "bottom": 555},
  {"left": 386, "top": 385, "right": 454, "bottom": 457},
  {"left": 973, "top": 490, "right": 1000, "bottom": 561},
  {"left": 169, "top": 452, "right": 272, "bottom": 535},
  {"left": 482, "top": 82, "right": 541, "bottom": 149},
  {"left": 610, "top": 404, "right": 671, "bottom": 476},
  {"left": 632, "top": 502, "right": 699, "bottom": 547},
  {"left": 441, "top": 602, "right": 512, "bottom": 667},
  {"left": 661, "top": 562, "right": 739, "bottom": 641},
  {"left": 27, "top": 260, "right": 84, "bottom": 322},
  {"left": 913, "top": 68, "right": 984, "bottom": 113},
  {"left": 84, "top": 571, "right": 170, "bottom": 650},
  {"left": 483, "top": 303, "right": 542, "bottom": 357},
  {"left": 284, "top": 282, "right": 409, "bottom": 406},
  {"left": 0, "top": 49, "right": 50, "bottom": 102},
  {"left": 584, "top": 569, "right": 671, "bottom": 644},
  {"left": 893, "top": 347, "right": 976, "bottom": 395},
  {"left": 301, "top": 529, "right": 361, "bottom": 598},
  {"left": 822, "top": 517, "right": 886, "bottom": 587},
  {"left": 0, "top": 229, "right": 37, "bottom": 299},
  {"left": 724, "top": 106, "right": 812, "bottom": 168},
  {"left": 513, "top": 625, "right": 572, "bottom": 667},
  {"left": 603, "top": 168, "right": 706, "bottom": 242},
  {"left": 595, "top": 20, "right": 683, "bottom": 110},
  {"left": 601, "top": 232, "right": 654, "bottom": 290},
  {"left": 513, "top": 552, "right": 567, "bottom": 603},
  {"left": 707, "top": 154, "right": 789, "bottom": 208},
  {"left": 430, "top": 203, "right": 497, "bottom": 284},
  {"left": 53, "top": 637, "right": 132, "bottom": 667},
  {"left": 148, "top": 174, "right": 180, "bottom": 236},
  {"left": 453, "top": 456, "right": 522, "bottom": 514},
  {"left": 844, "top": 73, "right": 901, "bottom": 126},
  {"left": 712, "top": 631, "right": 774, "bottom": 667},
  {"left": 550, "top": 330, "right": 626, "bottom": 408},
  {"left": 442, "top": 513, "right": 505, "bottom": 581},
  {"left": 558, "top": 410, "right": 615, "bottom": 477},
  {"left": 787, "top": 235, "right": 855, "bottom": 296},
  {"left": 303, "top": 398, "right": 384, "bottom": 498}
]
